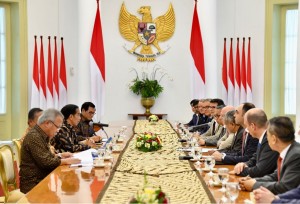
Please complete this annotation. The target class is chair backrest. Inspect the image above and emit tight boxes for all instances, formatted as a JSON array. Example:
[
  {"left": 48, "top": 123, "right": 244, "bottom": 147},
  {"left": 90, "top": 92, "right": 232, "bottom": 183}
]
[
  {"left": 12, "top": 139, "right": 22, "bottom": 168},
  {"left": 0, "top": 145, "right": 17, "bottom": 202}
]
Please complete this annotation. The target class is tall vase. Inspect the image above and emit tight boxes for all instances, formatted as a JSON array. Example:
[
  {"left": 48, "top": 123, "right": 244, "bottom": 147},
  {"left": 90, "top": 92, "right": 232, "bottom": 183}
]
[{"left": 141, "top": 97, "right": 155, "bottom": 114}]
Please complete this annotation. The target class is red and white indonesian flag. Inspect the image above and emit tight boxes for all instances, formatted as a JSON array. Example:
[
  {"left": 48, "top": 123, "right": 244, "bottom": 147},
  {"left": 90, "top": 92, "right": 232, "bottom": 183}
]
[
  {"left": 53, "top": 36, "right": 59, "bottom": 109},
  {"left": 90, "top": 0, "right": 105, "bottom": 120},
  {"left": 47, "top": 37, "right": 54, "bottom": 108},
  {"left": 59, "top": 38, "right": 67, "bottom": 109},
  {"left": 240, "top": 38, "right": 247, "bottom": 103},
  {"left": 228, "top": 38, "right": 235, "bottom": 106},
  {"left": 31, "top": 36, "right": 40, "bottom": 108},
  {"left": 234, "top": 38, "right": 241, "bottom": 106},
  {"left": 247, "top": 37, "right": 253, "bottom": 102},
  {"left": 190, "top": 1, "right": 206, "bottom": 99},
  {"left": 221, "top": 38, "right": 228, "bottom": 104},
  {"left": 39, "top": 36, "right": 47, "bottom": 109}
]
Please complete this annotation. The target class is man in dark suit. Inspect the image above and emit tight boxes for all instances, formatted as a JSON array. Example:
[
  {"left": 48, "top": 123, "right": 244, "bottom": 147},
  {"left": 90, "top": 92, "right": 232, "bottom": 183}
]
[
  {"left": 185, "top": 99, "right": 199, "bottom": 127},
  {"left": 231, "top": 108, "right": 278, "bottom": 177},
  {"left": 212, "top": 103, "right": 258, "bottom": 164},
  {"left": 239, "top": 116, "right": 300, "bottom": 194},
  {"left": 253, "top": 185, "right": 300, "bottom": 203}
]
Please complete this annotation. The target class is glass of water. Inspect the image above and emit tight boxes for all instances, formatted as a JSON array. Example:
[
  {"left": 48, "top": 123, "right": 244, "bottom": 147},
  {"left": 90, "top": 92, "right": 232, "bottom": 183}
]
[
  {"left": 204, "top": 156, "right": 215, "bottom": 178},
  {"left": 225, "top": 182, "right": 240, "bottom": 203},
  {"left": 218, "top": 168, "right": 229, "bottom": 192}
]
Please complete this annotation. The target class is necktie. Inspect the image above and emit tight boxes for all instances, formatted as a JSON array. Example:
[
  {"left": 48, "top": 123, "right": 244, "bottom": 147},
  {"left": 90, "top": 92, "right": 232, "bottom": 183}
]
[
  {"left": 241, "top": 131, "right": 247, "bottom": 156},
  {"left": 277, "top": 157, "right": 283, "bottom": 181},
  {"left": 195, "top": 115, "right": 199, "bottom": 125}
]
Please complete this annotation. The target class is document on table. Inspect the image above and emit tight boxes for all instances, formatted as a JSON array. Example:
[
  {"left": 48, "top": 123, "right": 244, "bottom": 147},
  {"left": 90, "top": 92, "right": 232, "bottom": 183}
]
[
  {"left": 202, "top": 148, "right": 217, "bottom": 153},
  {"left": 70, "top": 148, "right": 97, "bottom": 167}
]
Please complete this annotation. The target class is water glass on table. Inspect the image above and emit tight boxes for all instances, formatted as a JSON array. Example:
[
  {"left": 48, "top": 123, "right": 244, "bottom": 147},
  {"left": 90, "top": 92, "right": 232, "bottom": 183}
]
[{"left": 225, "top": 182, "right": 240, "bottom": 203}]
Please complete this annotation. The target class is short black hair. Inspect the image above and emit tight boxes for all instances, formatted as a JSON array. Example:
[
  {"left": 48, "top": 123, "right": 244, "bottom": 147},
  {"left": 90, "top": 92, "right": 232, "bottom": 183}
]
[
  {"left": 81, "top": 102, "right": 95, "bottom": 112},
  {"left": 242, "top": 102, "right": 255, "bottom": 114},
  {"left": 210, "top": 98, "right": 225, "bottom": 106},
  {"left": 190, "top": 99, "right": 199, "bottom": 107},
  {"left": 268, "top": 116, "right": 295, "bottom": 143},
  {"left": 28, "top": 108, "right": 43, "bottom": 120},
  {"left": 61, "top": 104, "right": 79, "bottom": 119}
]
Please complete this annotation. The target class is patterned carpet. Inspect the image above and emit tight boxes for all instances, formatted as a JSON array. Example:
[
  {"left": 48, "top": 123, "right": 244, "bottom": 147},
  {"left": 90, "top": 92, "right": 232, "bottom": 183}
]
[{"left": 97, "top": 120, "right": 215, "bottom": 204}]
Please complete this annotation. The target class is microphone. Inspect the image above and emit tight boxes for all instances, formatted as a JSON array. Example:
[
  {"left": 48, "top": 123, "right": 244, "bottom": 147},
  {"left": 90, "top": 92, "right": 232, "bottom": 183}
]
[
  {"left": 89, "top": 121, "right": 109, "bottom": 127},
  {"left": 179, "top": 156, "right": 193, "bottom": 160},
  {"left": 188, "top": 122, "right": 212, "bottom": 131},
  {"left": 89, "top": 121, "right": 109, "bottom": 138}
]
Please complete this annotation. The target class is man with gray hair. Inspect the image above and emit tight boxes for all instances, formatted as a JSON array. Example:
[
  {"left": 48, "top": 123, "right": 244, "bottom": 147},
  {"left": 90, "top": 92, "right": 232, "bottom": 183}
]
[{"left": 20, "top": 108, "right": 80, "bottom": 194}]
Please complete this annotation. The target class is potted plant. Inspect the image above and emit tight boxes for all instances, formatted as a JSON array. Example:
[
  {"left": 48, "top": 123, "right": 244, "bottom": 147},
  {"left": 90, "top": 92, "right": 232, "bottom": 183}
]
[{"left": 129, "top": 65, "right": 172, "bottom": 114}]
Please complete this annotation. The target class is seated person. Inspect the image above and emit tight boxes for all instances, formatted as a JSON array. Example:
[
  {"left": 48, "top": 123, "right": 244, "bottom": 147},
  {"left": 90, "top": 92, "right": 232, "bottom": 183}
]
[
  {"left": 185, "top": 99, "right": 199, "bottom": 127},
  {"left": 20, "top": 109, "right": 80, "bottom": 194},
  {"left": 239, "top": 116, "right": 300, "bottom": 194},
  {"left": 212, "top": 103, "right": 258, "bottom": 164},
  {"left": 190, "top": 99, "right": 213, "bottom": 133},
  {"left": 217, "top": 108, "right": 236, "bottom": 150},
  {"left": 197, "top": 105, "right": 226, "bottom": 146},
  {"left": 75, "top": 102, "right": 102, "bottom": 142},
  {"left": 231, "top": 108, "right": 278, "bottom": 178},
  {"left": 254, "top": 185, "right": 300, "bottom": 203},
  {"left": 21, "top": 108, "right": 43, "bottom": 142},
  {"left": 51, "top": 104, "right": 95, "bottom": 153}
]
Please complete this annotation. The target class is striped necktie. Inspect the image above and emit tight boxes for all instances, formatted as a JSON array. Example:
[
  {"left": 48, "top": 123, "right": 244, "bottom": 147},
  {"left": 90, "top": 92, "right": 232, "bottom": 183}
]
[{"left": 277, "top": 157, "right": 283, "bottom": 181}]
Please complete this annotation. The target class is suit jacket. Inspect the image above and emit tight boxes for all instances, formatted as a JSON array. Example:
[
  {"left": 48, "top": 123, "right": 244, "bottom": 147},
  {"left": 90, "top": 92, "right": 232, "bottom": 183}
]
[
  {"left": 271, "top": 184, "right": 300, "bottom": 203},
  {"left": 238, "top": 133, "right": 279, "bottom": 177},
  {"left": 204, "top": 127, "right": 227, "bottom": 146},
  {"left": 190, "top": 114, "right": 210, "bottom": 133},
  {"left": 253, "top": 141, "right": 300, "bottom": 194},
  {"left": 187, "top": 114, "right": 198, "bottom": 126},
  {"left": 201, "top": 120, "right": 219, "bottom": 137},
  {"left": 218, "top": 132, "right": 234, "bottom": 150},
  {"left": 219, "top": 126, "right": 244, "bottom": 154},
  {"left": 222, "top": 132, "right": 258, "bottom": 165}
]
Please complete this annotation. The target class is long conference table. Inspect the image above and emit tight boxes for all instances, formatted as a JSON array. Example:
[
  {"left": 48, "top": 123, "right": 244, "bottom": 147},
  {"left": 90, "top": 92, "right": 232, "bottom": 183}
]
[{"left": 17, "top": 120, "right": 253, "bottom": 203}]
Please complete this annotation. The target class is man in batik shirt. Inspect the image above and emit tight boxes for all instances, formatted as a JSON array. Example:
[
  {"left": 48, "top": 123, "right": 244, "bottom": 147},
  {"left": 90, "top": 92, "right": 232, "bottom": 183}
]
[
  {"left": 51, "top": 104, "right": 95, "bottom": 153},
  {"left": 20, "top": 109, "right": 80, "bottom": 194}
]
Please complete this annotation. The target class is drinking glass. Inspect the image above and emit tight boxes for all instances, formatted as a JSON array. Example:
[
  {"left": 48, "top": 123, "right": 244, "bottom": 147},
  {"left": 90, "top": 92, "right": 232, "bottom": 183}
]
[
  {"left": 204, "top": 156, "right": 215, "bottom": 178},
  {"left": 195, "top": 147, "right": 202, "bottom": 162},
  {"left": 218, "top": 168, "right": 229, "bottom": 192},
  {"left": 225, "top": 182, "right": 240, "bottom": 203}
]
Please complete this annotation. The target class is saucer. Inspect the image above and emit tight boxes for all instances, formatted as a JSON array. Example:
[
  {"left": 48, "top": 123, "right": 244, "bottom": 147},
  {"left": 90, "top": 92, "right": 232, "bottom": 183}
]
[
  {"left": 93, "top": 163, "right": 105, "bottom": 168},
  {"left": 202, "top": 168, "right": 217, "bottom": 172},
  {"left": 117, "top": 138, "right": 124, "bottom": 143},
  {"left": 104, "top": 156, "right": 113, "bottom": 160}
]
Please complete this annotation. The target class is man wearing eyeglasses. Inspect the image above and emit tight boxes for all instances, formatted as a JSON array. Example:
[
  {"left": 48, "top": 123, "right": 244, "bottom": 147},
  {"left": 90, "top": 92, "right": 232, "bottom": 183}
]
[
  {"left": 75, "top": 102, "right": 102, "bottom": 143},
  {"left": 20, "top": 109, "right": 81, "bottom": 194}
]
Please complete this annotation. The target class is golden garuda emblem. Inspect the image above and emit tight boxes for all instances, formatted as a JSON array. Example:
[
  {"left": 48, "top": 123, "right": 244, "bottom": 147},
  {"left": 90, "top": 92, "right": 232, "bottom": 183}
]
[{"left": 119, "top": 3, "right": 175, "bottom": 62}]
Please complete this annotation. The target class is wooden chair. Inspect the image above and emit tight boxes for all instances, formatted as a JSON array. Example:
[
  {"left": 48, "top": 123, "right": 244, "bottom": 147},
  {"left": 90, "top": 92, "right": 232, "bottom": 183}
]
[
  {"left": 0, "top": 145, "right": 24, "bottom": 203},
  {"left": 12, "top": 139, "right": 21, "bottom": 169}
]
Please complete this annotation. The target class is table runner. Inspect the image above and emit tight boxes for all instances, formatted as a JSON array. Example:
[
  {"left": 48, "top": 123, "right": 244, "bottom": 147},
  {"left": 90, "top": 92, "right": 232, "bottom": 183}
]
[{"left": 97, "top": 120, "right": 215, "bottom": 203}]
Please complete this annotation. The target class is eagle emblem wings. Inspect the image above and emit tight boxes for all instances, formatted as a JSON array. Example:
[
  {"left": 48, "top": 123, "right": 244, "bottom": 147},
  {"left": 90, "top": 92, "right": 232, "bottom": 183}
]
[{"left": 119, "top": 3, "right": 175, "bottom": 61}]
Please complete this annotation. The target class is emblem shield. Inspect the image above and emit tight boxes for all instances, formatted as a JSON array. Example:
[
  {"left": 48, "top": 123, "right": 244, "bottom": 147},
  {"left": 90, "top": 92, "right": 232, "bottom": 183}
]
[{"left": 138, "top": 22, "right": 156, "bottom": 45}]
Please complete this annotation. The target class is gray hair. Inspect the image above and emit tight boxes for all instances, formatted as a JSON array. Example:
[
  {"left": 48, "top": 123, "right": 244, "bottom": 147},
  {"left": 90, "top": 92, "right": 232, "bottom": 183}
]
[
  {"left": 37, "top": 108, "right": 63, "bottom": 125},
  {"left": 224, "top": 110, "right": 236, "bottom": 124}
]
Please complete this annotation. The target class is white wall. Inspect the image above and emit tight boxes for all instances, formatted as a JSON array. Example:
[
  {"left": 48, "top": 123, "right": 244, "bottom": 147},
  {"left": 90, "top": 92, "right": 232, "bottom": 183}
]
[{"left": 27, "top": 0, "right": 266, "bottom": 123}]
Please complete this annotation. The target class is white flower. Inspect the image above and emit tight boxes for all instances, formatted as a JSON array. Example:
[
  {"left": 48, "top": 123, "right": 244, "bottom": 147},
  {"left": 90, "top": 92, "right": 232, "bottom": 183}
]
[
  {"left": 145, "top": 143, "right": 151, "bottom": 149},
  {"left": 152, "top": 141, "right": 157, "bottom": 146},
  {"left": 136, "top": 142, "right": 142, "bottom": 147}
]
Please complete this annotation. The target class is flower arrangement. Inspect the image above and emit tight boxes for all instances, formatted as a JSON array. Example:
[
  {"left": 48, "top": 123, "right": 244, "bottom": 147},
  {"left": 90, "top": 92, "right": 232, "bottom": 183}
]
[
  {"left": 129, "top": 64, "right": 172, "bottom": 98},
  {"left": 129, "top": 174, "right": 169, "bottom": 204},
  {"left": 148, "top": 115, "right": 159, "bottom": 123},
  {"left": 136, "top": 132, "right": 162, "bottom": 152}
]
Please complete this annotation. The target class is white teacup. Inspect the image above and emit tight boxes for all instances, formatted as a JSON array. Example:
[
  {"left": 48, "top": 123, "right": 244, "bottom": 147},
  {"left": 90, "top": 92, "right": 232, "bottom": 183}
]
[{"left": 94, "top": 158, "right": 104, "bottom": 166}]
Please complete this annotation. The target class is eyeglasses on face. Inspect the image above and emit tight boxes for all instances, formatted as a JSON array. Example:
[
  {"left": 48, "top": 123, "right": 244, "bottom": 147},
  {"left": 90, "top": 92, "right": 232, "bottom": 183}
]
[
  {"left": 50, "top": 120, "right": 61, "bottom": 129},
  {"left": 88, "top": 111, "right": 96, "bottom": 115}
]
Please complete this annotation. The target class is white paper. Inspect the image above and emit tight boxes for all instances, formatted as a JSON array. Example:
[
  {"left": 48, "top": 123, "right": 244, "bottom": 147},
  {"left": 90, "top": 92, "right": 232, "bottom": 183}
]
[
  {"left": 201, "top": 148, "right": 217, "bottom": 153},
  {"left": 70, "top": 148, "right": 98, "bottom": 167}
]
